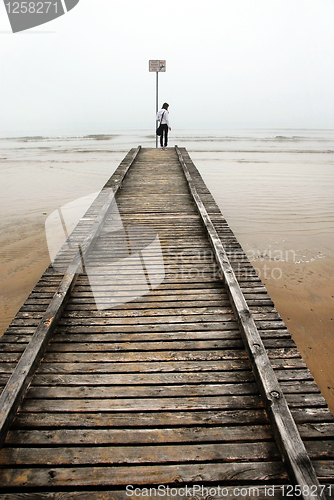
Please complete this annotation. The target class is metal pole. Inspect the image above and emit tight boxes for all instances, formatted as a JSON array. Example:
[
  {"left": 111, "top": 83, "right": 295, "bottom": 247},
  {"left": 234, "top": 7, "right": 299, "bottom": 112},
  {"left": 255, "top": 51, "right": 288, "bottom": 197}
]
[{"left": 156, "top": 71, "right": 158, "bottom": 148}]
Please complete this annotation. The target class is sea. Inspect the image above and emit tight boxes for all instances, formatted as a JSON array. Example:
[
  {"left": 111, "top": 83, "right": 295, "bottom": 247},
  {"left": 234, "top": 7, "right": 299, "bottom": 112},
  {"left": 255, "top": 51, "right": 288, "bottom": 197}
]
[{"left": 1, "top": 128, "right": 333, "bottom": 260}]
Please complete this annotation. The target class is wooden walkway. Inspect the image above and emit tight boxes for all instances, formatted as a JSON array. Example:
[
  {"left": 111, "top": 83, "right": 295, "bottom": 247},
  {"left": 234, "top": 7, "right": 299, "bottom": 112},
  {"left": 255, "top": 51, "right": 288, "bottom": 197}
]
[{"left": 0, "top": 147, "right": 333, "bottom": 499}]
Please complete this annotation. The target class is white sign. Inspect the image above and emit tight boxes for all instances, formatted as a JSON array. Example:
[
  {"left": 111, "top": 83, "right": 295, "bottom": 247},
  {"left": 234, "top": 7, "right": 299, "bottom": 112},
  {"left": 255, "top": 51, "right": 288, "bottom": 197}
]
[{"left": 149, "top": 60, "right": 166, "bottom": 72}]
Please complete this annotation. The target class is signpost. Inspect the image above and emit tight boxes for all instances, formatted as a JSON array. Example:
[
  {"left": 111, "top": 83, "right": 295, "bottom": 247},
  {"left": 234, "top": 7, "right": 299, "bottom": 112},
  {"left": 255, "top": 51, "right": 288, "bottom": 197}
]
[{"left": 149, "top": 60, "right": 166, "bottom": 148}]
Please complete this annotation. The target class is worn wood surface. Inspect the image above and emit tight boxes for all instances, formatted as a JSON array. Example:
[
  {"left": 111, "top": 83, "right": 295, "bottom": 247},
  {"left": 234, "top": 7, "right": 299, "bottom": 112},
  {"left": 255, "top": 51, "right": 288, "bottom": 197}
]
[{"left": 0, "top": 147, "right": 333, "bottom": 497}]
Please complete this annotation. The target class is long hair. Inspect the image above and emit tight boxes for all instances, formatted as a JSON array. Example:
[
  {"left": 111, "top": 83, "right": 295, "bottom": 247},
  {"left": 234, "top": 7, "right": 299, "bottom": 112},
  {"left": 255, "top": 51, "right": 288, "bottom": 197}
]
[{"left": 162, "top": 102, "right": 169, "bottom": 110}]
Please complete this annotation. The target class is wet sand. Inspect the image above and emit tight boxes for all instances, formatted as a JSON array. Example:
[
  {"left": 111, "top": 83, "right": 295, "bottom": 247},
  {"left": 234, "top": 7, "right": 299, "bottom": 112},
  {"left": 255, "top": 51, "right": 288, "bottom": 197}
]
[
  {"left": 254, "top": 257, "right": 334, "bottom": 413},
  {"left": 0, "top": 220, "right": 50, "bottom": 334}
]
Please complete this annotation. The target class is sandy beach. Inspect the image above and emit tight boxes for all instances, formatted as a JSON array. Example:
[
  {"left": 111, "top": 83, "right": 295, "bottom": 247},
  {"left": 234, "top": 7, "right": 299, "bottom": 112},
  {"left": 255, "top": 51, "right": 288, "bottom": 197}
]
[
  {"left": 0, "top": 217, "right": 50, "bottom": 334},
  {"left": 252, "top": 256, "right": 334, "bottom": 412},
  {"left": 0, "top": 131, "right": 333, "bottom": 413}
]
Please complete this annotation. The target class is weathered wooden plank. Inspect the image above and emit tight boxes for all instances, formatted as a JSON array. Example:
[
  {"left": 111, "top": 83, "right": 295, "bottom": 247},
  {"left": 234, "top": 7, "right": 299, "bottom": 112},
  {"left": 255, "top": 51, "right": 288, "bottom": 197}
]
[
  {"left": 48, "top": 329, "right": 291, "bottom": 343},
  {"left": 0, "top": 461, "right": 288, "bottom": 488},
  {"left": 11, "top": 408, "right": 334, "bottom": 432},
  {"left": 64, "top": 299, "right": 233, "bottom": 310},
  {"left": 280, "top": 380, "right": 321, "bottom": 394},
  {"left": 34, "top": 359, "right": 252, "bottom": 374},
  {"left": 18, "top": 394, "right": 264, "bottom": 412},
  {"left": 18, "top": 393, "right": 326, "bottom": 413},
  {"left": 5, "top": 424, "right": 272, "bottom": 446},
  {"left": 38, "top": 350, "right": 249, "bottom": 363},
  {"left": 46, "top": 314, "right": 280, "bottom": 327},
  {"left": 16, "top": 369, "right": 313, "bottom": 388},
  {"left": 51, "top": 330, "right": 242, "bottom": 343},
  {"left": 0, "top": 441, "right": 280, "bottom": 466},
  {"left": 0, "top": 364, "right": 17, "bottom": 374},
  {"left": 37, "top": 347, "right": 300, "bottom": 363},
  {"left": 25, "top": 382, "right": 259, "bottom": 399},
  {"left": 51, "top": 330, "right": 241, "bottom": 342},
  {"left": 22, "top": 370, "right": 256, "bottom": 386},
  {"left": 54, "top": 322, "right": 241, "bottom": 334},
  {"left": 11, "top": 409, "right": 269, "bottom": 428},
  {"left": 312, "top": 461, "right": 334, "bottom": 482},
  {"left": 306, "top": 440, "right": 334, "bottom": 458},
  {"left": 58, "top": 296, "right": 276, "bottom": 307},
  {"left": 271, "top": 358, "right": 308, "bottom": 369},
  {"left": 12, "top": 313, "right": 240, "bottom": 327},
  {"left": 2, "top": 338, "right": 296, "bottom": 353},
  {"left": 0, "top": 339, "right": 245, "bottom": 352},
  {"left": 285, "top": 394, "right": 328, "bottom": 407},
  {"left": 298, "top": 423, "right": 334, "bottom": 438},
  {"left": 59, "top": 306, "right": 235, "bottom": 318}
]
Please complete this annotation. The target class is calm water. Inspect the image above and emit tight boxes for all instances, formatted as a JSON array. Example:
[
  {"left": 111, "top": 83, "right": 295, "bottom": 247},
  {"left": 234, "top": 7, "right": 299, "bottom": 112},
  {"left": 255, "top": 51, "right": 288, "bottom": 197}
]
[{"left": 188, "top": 130, "right": 334, "bottom": 263}]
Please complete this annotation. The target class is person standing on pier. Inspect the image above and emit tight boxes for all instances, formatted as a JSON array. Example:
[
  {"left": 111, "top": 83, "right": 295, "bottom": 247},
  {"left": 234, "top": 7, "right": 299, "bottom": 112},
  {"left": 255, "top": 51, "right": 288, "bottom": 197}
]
[{"left": 156, "top": 102, "right": 171, "bottom": 150}]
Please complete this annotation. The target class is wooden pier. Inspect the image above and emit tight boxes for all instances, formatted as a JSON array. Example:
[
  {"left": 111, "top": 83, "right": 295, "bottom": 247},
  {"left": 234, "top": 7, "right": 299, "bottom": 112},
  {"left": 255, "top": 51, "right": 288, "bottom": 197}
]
[{"left": 0, "top": 147, "right": 333, "bottom": 499}]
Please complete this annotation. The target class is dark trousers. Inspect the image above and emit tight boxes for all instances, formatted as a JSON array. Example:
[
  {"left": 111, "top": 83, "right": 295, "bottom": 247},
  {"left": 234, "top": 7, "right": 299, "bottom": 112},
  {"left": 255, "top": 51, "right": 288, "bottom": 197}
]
[{"left": 160, "top": 124, "right": 168, "bottom": 147}]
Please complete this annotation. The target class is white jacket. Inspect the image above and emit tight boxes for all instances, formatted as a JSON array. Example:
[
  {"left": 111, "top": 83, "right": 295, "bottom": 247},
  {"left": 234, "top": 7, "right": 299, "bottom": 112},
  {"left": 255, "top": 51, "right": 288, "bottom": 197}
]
[{"left": 156, "top": 109, "right": 170, "bottom": 127}]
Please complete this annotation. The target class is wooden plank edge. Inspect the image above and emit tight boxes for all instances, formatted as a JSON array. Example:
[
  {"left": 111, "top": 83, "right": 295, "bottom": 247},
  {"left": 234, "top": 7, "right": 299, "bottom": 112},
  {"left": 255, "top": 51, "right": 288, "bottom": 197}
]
[{"left": 175, "top": 145, "right": 326, "bottom": 500}]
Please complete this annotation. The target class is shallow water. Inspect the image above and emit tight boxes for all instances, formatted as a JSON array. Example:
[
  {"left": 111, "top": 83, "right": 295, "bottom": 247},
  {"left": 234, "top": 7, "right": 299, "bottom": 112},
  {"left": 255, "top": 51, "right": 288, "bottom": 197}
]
[
  {"left": 2, "top": 129, "right": 333, "bottom": 261},
  {"left": 190, "top": 143, "right": 334, "bottom": 261},
  {"left": 1, "top": 129, "right": 334, "bottom": 410}
]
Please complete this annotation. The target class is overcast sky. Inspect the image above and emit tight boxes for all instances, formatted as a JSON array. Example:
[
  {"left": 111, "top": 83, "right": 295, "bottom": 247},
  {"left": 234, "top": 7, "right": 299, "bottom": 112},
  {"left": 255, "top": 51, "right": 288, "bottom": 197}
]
[{"left": 1, "top": 0, "right": 334, "bottom": 136}]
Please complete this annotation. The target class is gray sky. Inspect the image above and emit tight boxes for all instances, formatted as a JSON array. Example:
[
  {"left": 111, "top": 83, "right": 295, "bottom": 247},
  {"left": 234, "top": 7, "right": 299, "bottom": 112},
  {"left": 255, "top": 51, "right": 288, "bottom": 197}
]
[{"left": 1, "top": 0, "right": 334, "bottom": 136}]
